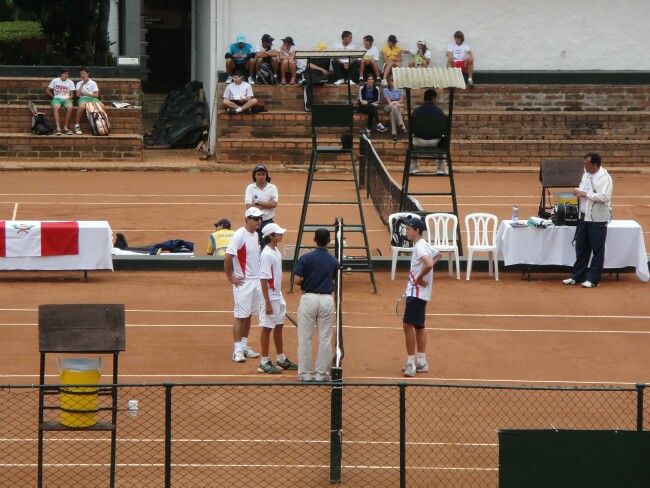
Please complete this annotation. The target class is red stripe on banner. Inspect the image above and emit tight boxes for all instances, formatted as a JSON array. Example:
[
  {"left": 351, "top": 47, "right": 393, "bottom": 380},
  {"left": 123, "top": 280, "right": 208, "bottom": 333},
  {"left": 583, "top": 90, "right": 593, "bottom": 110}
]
[
  {"left": 0, "top": 221, "right": 5, "bottom": 257},
  {"left": 41, "top": 221, "right": 79, "bottom": 256}
]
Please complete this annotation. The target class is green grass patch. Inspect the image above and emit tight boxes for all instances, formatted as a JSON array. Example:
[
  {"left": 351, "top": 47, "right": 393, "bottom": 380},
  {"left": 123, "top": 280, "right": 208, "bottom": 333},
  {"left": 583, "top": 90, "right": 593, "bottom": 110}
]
[{"left": 0, "top": 20, "right": 43, "bottom": 42}]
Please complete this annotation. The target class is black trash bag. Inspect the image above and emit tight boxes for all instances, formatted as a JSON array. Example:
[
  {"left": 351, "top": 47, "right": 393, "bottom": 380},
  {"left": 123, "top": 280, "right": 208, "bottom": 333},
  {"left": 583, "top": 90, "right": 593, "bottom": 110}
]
[{"left": 144, "top": 81, "right": 208, "bottom": 149}]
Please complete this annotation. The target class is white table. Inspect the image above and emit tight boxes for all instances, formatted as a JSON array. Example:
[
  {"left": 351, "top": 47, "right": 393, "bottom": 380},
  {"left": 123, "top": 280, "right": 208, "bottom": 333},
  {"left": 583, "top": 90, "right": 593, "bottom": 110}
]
[
  {"left": 0, "top": 221, "right": 113, "bottom": 273},
  {"left": 496, "top": 220, "right": 649, "bottom": 282}
]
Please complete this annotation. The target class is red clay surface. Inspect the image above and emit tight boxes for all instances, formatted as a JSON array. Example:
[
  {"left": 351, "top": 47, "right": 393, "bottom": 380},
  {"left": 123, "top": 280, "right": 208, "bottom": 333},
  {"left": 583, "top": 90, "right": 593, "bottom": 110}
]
[{"left": 0, "top": 170, "right": 648, "bottom": 387}]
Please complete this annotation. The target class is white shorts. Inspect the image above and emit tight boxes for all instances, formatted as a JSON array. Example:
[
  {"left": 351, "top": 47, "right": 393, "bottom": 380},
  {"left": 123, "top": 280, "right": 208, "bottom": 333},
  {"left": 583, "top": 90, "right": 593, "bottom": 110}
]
[
  {"left": 232, "top": 279, "right": 263, "bottom": 318},
  {"left": 259, "top": 296, "right": 286, "bottom": 329}
]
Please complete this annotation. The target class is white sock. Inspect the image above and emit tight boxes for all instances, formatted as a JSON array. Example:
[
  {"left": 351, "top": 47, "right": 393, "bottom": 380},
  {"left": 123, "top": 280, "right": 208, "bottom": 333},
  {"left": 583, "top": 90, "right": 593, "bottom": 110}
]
[
  {"left": 261, "top": 356, "right": 269, "bottom": 364},
  {"left": 236, "top": 107, "right": 243, "bottom": 113},
  {"left": 468, "top": 77, "right": 473, "bottom": 82},
  {"left": 417, "top": 353, "right": 426, "bottom": 363},
  {"left": 277, "top": 353, "right": 286, "bottom": 362},
  {"left": 234, "top": 341, "right": 242, "bottom": 352},
  {"left": 241, "top": 337, "right": 248, "bottom": 348},
  {"left": 407, "top": 355, "right": 415, "bottom": 364}
]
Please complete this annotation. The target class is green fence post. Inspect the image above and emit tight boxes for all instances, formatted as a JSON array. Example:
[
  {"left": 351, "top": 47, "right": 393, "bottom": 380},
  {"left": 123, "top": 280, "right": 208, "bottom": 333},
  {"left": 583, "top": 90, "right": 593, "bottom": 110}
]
[
  {"left": 330, "top": 368, "right": 343, "bottom": 483},
  {"left": 165, "top": 383, "right": 173, "bottom": 488}
]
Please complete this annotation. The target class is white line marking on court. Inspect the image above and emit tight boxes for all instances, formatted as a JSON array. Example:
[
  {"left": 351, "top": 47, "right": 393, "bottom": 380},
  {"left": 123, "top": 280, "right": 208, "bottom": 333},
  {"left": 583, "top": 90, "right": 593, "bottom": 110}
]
[{"left": 11, "top": 203, "right": 18, "bottom": 220}]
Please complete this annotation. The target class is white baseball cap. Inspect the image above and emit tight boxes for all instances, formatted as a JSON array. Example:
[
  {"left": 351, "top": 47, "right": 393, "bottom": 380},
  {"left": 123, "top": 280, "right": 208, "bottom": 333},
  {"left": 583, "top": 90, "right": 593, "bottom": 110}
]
[
  {"left": 245, "top": 207, "right": 263, "bottom": 218},
  {"left": 262, "top": 223, "right": 287, "bottom": 237}
]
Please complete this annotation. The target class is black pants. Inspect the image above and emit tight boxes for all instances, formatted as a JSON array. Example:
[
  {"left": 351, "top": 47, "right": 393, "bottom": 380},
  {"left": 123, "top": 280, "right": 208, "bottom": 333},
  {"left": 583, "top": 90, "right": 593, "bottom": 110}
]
[
  {"left": 358, "top": 103, "right": 379, "bottom": 129},
  {"left": 332, "top": 59, "right": 360, "bottom": 81}
]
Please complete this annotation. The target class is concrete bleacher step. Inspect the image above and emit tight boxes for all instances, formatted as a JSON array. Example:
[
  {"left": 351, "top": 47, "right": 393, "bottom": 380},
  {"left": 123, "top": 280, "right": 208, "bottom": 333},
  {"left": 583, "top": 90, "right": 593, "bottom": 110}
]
[
  {"left": 0, "top": 105, "right": 142, "bottom": 134},
  {"left": 0, "top": 132, "right": 143, "bottom": 162}
]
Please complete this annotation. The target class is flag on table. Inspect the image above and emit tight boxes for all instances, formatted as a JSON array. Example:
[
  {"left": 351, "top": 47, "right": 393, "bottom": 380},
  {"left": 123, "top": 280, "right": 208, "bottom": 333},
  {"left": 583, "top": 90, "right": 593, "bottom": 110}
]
[{"left": 0, "top": 221, "right": 79, "bottom": 257}]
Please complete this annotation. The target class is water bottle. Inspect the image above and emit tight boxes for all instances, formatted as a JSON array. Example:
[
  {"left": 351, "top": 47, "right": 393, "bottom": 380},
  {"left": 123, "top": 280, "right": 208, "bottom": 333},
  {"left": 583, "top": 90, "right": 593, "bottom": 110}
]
[{"left": 512, "top": 205, "right": 519, "bottom": 223}]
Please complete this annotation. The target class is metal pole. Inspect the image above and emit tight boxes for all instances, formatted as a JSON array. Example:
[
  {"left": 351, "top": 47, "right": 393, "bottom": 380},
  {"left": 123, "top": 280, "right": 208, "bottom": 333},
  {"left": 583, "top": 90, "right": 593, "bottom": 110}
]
[
  {"left": 399, "top": 383, "right": 406, "bottom": 488},
  {"left": 329, "top": 368, "right": 343, "bottom": 483},
  {"left": 636, "top": 383, "right": 645, "bottom": 431},
  {"left": 164, "top": 383, "right": 173, "bottom": 488}
]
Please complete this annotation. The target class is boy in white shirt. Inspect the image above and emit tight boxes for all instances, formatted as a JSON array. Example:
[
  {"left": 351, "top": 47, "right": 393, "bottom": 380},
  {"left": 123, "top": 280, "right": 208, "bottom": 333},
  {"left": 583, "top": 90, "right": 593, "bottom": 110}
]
[
  {"left": 222, "top": 71, "right": 258, "bottom": 114},
  {"left": 45, "top": 67, "right": 76, "bottom": 135},
  {"left": 446, "top": 30, "right": 475, "bottom": 87},
  {"left": 74, "top": 67, "right": 105, "bottom": 135},
  {"left": 359, "top": 35, "right": 381, "bottom": 84}
]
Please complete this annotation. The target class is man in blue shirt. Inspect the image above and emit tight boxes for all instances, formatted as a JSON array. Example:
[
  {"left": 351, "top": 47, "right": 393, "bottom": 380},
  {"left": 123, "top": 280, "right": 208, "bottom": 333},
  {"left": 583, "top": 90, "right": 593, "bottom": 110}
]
[
  {"left": 225, "top": 34, "right": 256, "bottom": 84},
  {"left": 410, "top": 88, "right": 447, "bottom": 174},
  {"left": 294, "top": 228, "right": 339, "bottom": 382}
]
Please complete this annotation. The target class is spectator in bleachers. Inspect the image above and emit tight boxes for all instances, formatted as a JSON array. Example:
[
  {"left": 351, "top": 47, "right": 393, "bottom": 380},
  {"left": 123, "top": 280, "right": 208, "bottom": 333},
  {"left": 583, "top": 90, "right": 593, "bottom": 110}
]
[
  {"left": 222, "top": 71, "right": 258, "bottom": 114},
  {"left": 225, "top": 34, "right": 256, "bottom": 85},
  {"left": 207, "top": 218, "right": 234, "bottom": 256},
  {"left": 380, "top": 35, "right": 403, "bottom": 83},
  {"left": 254, "top": 34, "right": 278, "bottom": 84},
  {"left": 358, "top": 75, "right": 387, "bottom": 135},
  {"left": 45, "top": 67, "right": 76, "bottom": 135},
  {"left": 73, "top": 67, "right": 104, "bottom": 135},
  {"left": 447, "top": 30, "right": 474, "bottom": 87},
  {"left": 332, "top": 30, "right": 360, "bottom": 85},
  {"left": 359, "top": 35, "right": 381, "bottom": 85},
  {"left": 382, "top": 75, "right": 406, "bottom": 141},
  {"left": 407, "top": 39, "right": 431, "bottom": 68},
  {"left": 278, "top": 36, "right": 297, "bottom": 85}
]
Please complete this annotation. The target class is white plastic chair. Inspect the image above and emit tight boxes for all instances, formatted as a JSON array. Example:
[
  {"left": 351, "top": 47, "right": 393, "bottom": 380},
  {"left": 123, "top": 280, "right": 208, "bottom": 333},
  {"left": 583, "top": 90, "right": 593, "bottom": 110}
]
[
  {"left": 388, "top": 212, "right": 422, "bottom": 280},
  {"left": 464, "top": 213, "right": 499, "bottom": 281},
  {"left": 425, "top": 213, "right": 460, "bottom": 280}
]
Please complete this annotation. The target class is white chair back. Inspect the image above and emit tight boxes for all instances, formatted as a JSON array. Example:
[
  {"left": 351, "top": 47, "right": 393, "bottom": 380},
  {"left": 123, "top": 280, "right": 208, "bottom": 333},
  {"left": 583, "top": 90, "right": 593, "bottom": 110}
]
[
  {"left": 464, "top": 213, "right": 499, "bottom": 281},
  {"left": 425, "top": 213, "right": 460, "bottom": 279}
]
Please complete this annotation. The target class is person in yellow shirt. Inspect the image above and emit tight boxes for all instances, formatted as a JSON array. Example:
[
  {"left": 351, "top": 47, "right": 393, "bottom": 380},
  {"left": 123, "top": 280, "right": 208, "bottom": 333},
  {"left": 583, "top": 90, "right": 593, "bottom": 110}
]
[
  {"left": 207, "top": 218, "right": 235, "bottom": 255},
  {"left": 380, "top": 34, "right": 402, "bottom": 82}
]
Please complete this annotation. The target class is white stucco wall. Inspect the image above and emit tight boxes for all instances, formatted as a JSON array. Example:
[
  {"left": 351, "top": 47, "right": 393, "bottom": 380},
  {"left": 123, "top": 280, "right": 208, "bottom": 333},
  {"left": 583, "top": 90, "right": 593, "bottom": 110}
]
[{"left": 212, "top": 0, "right": 650, "bottom": 72}]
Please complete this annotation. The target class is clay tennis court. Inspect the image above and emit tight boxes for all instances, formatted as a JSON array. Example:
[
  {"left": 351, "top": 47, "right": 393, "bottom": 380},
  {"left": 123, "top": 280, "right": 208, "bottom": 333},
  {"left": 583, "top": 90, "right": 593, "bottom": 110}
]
[{"left": 0, "top": 169, "right": 648, "bottom": 486}]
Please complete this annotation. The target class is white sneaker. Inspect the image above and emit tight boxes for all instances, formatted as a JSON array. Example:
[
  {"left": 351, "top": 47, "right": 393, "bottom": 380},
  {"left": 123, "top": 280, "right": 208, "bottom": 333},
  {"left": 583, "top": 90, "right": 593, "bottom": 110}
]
[
  {"left": 348, "top": 79, "right": 356, "bottom": 85},
  {"left": 242, "top": 346, "right": 260, "bottom": 358},
  {"left": 225, "top": 76, "right": 233, "bottom": 84},
  {"left": 415, "top": 361, "right": 429, "bottom": 373},
  {"left": 582, "top": 280, "right": 597, "bottom": 288},
  {"left": 74, "top": 125, "right": 82, "bottom": 135},
  {"left": 333, "top": 79, "right": 345, "bottom": 85},
  {"left": 376, "top": 123, "right": 387, "bottom": 133},
  {"left": 403, "top": 362, "right": 416, "bottom": 377},
  {"left": 248, "top": 76, "right": 255, "bottom": 84},
  {"left": 437, "top": 162, "right": 448, "bottom": 175},
  {"left": 232, "top": 350, "right": 245, "bottom": 363},
  {"left": 562, "top": 278, "right": 576, "bottom": 285}
]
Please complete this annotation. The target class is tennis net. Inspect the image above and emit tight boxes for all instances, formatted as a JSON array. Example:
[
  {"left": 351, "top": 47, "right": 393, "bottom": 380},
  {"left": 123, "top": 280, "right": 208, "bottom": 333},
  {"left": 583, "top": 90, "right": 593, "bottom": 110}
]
[{"left": 359, "top": 134, "right": 422, "bottom": 224}]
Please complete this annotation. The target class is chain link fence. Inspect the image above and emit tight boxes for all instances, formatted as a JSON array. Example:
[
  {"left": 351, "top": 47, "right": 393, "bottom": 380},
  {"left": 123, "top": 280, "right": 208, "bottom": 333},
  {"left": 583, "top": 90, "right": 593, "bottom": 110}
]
[{"left": 0, "top": 382, "right": 645, "bottom": 487}]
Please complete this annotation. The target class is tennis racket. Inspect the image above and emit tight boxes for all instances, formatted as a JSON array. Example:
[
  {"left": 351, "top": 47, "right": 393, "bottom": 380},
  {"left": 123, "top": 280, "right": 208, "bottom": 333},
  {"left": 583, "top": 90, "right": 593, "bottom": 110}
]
[
  {"left": 285, "top": 312, "right": 298, "bottom": 327},
  {"left": 396, "top": 293, "right": 407, "bottom": 320}
]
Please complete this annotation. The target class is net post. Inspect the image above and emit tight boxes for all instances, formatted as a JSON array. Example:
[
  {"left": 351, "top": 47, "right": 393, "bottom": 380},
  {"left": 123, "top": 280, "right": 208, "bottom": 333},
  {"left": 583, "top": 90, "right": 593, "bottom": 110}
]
[{"left": 329, "top": 367, "right": 343, "bottom": 484}]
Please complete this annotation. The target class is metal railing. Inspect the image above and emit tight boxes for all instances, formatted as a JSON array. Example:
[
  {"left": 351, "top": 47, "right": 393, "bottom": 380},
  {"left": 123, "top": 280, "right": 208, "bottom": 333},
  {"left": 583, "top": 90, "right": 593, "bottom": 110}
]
[{"left": 0, "top": 382, "right": 645, "bottom": 487}]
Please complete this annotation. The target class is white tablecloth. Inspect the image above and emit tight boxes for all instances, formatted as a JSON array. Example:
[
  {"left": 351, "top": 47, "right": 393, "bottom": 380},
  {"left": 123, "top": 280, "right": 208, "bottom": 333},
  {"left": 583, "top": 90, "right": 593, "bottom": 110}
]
[
  {"left": 0, "top": 221, "right": 113, "bottom": 271},
  {"left": 496, "top": 220, "right": 649, "bottom": 282}
]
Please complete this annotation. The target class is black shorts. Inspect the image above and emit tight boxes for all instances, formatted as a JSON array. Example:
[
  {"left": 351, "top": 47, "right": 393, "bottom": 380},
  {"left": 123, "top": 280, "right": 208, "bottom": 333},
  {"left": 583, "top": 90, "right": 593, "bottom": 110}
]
[{"left": 404, "top": 297, "right": 427, "bottom": 329}]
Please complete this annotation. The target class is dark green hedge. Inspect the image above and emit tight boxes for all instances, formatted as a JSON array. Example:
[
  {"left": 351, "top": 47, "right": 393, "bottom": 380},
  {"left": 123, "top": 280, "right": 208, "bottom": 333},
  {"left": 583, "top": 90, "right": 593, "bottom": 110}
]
[{"left": 0, "top": 21, "right": 45, "bottom": 64}]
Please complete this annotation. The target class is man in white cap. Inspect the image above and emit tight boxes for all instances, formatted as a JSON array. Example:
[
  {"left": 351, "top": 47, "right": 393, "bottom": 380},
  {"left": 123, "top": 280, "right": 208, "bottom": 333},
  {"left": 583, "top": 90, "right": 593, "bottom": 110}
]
[
  {"left": 224, "top": 207, "right": 264, "bottom": 362},
  {"left": 257, "top": 223, "right": 298, "bottom": 374}
]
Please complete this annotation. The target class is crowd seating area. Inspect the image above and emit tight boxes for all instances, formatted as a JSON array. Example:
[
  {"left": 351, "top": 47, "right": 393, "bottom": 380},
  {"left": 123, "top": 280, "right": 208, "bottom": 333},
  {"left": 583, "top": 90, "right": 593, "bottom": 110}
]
[
  {"left": 0, "top": 77, "right": 143, "bottom": 162},
  {"left": 216, "top": 82, "right": 650, "bottom": 172}
]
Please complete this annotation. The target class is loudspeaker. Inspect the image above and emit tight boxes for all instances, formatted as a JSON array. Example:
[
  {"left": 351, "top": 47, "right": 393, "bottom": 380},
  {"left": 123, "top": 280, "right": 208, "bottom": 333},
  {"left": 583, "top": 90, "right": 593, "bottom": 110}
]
[{"left": 539, "top": 159, "right": 583, "bottom": 187}]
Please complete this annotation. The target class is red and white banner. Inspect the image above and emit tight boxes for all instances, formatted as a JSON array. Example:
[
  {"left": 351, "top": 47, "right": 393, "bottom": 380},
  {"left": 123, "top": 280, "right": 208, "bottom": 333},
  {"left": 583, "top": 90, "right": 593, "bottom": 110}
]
[{"left": 0, "top": 221, "right": 79, "bottom": 257}]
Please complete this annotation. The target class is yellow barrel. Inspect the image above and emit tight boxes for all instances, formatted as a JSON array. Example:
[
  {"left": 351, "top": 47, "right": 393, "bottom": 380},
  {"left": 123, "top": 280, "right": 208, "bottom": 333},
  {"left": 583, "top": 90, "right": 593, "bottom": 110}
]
[
  {"left": 554, "top": 191, "right": 578, "bottom": 205},
  {"left": 57, "top": 357, "right": 102, "bottom": 428}
]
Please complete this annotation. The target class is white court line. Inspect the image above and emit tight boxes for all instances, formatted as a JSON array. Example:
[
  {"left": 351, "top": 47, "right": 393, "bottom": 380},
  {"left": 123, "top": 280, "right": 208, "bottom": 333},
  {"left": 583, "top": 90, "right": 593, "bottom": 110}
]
[{"left": 11, "top": 203, "right": 18, "bottom": 220}]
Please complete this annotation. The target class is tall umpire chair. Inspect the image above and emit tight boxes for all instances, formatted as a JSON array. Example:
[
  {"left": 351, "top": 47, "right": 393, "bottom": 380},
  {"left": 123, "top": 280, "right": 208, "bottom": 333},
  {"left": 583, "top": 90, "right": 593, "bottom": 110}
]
[{"left": 290, "top": 49, "right": 376, "bottom": 293}]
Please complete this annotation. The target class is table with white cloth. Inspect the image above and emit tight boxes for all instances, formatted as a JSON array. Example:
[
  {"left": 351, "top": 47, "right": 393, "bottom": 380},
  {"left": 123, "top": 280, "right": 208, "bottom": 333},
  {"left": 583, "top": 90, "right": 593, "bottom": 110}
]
[
  {"left": 0, "top": 221, "right": 113, "bottom": 277},
  {"left": 496, "top": 220, "right": 649, "bottom": 282}
]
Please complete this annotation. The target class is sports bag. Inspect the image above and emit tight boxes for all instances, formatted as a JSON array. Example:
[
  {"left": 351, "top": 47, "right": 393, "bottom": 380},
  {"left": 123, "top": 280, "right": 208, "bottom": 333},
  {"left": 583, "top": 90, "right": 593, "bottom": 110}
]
[
  {"left": 28, "top": 102, "right": 54, "bottom": 135},
  {"left": 391, "top": 213, "right": 419, "bottom": 248},
  {"left": 256, "top": 63, "right": 274, "bottom": 84},
  {"left": 553, "top": 203, "right": 579, "bottom": 226},
  {"left": 85, "top": 101, "right": 111, "bottom": 136}
]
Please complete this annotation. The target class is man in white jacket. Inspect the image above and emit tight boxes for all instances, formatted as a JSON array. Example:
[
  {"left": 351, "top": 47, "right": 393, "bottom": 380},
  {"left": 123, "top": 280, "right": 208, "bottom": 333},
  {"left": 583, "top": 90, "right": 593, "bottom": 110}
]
[{"left": 563, "top": 152, "right": 613, "bottom": 288}]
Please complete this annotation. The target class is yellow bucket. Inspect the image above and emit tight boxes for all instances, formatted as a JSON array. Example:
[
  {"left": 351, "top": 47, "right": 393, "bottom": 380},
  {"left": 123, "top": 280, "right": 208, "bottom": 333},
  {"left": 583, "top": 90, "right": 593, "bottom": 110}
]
[
  {"left": 57, "top": 357, "right": 102, "bottom": 428},
  {"left": 555, "top": 192, "right": 578, "bottom": 205}
]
